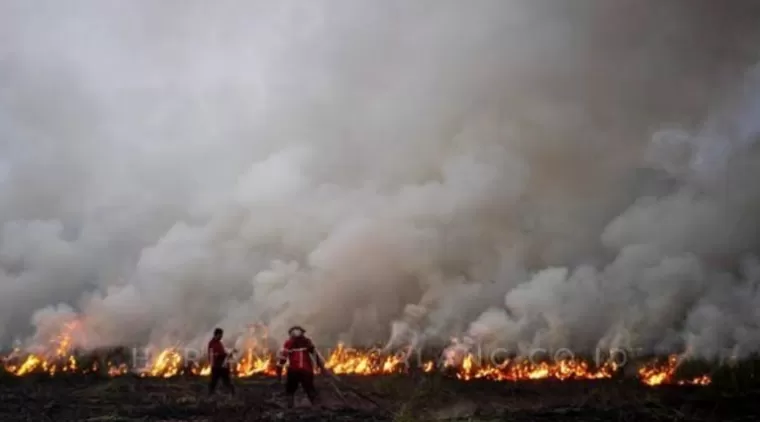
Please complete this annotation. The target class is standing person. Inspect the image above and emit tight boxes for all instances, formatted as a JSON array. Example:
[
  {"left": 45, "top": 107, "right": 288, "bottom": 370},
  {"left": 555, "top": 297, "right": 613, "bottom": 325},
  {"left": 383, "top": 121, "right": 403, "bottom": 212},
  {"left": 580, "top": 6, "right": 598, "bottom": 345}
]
[
  {"left": 275, "top": 326, "right": 330, "bottom": 408},
  {"left": 207, "top": 328, "right": 236, "bottom": 396}
]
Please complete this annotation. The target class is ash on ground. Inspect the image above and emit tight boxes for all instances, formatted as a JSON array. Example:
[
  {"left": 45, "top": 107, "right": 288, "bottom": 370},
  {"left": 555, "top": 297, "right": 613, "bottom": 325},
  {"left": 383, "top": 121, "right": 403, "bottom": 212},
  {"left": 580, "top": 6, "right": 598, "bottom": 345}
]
[{"left": 0, "top": 373, "right": 757, "bottom": 421}]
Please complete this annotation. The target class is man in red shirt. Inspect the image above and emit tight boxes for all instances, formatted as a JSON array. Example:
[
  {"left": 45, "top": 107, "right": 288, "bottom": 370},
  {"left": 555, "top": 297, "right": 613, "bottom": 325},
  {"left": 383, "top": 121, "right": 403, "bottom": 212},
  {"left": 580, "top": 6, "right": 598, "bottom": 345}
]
[
  {"left": 207, "top": 328, "right": 236, "bottom": 396},
  {"left": 275, "top": 325, "right": 329, "bottom": 408}
]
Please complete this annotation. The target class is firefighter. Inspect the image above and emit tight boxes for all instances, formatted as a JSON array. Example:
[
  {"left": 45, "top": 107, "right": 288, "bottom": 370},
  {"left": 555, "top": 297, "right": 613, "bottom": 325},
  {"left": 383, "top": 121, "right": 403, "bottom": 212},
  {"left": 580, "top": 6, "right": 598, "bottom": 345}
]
[
  {"left": 207, "top": 327, "right": 236, "bottom": 396},
  {"left": 275, "top": 326, "right": 329, "bottom": 408}
]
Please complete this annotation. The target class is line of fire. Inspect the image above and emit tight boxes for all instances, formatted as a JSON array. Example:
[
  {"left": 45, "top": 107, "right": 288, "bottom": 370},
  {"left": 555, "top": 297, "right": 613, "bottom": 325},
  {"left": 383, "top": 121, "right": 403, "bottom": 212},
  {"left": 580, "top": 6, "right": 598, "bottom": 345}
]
[{"left": 0, "top": 321, "right": 712, "bottom": 387}]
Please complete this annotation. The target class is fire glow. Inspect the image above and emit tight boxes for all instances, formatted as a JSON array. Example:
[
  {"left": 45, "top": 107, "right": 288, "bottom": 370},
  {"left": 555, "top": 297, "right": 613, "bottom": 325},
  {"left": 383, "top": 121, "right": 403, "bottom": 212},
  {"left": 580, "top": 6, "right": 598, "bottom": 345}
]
[{"left": 0, "top": 325, "right": 711, "bottom": 387}]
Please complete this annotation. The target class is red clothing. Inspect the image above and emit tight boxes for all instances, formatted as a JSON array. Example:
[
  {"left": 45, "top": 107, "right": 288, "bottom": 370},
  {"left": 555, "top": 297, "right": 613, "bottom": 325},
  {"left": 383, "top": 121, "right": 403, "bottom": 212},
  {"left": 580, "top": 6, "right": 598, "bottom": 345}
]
[
  {"left": 277, "top": 336, "right": 316, "bottom": 373},
  {"left": 208, "top": 338, "right": 228, "bottom": 368}
]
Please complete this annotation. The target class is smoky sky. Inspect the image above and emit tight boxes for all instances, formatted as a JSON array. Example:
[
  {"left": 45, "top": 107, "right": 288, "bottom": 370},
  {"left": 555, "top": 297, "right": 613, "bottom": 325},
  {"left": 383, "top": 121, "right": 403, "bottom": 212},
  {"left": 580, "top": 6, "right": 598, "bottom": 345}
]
[{"left": 1, "top": 0, "right": 760, "bottom": 358}]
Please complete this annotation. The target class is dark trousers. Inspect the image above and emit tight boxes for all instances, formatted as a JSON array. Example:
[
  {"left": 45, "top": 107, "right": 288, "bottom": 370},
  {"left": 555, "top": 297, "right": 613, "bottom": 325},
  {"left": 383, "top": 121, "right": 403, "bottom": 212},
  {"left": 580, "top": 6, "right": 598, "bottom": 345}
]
[
  {"left": 209, "top": 366, "right": 235, "bottom": 395},
  {"left": 285, "top": 370, "right": 317, "bottom": 407}
]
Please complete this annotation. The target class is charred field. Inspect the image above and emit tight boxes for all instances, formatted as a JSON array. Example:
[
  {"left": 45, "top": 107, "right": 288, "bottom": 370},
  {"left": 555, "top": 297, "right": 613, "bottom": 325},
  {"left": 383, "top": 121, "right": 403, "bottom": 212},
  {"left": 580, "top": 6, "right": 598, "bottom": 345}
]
[{"left": 2, "top": 363, "right": 760, "bottom": 422}]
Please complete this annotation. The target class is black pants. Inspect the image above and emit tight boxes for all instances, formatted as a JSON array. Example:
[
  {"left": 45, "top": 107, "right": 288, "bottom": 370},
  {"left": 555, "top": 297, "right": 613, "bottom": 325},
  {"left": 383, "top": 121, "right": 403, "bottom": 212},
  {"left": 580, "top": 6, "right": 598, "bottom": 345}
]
[
  {"left": 209, "top": 366, "right": 235, "bottom": 395},
  {"left": 285, "top": 370, "right": 317, "bottom": 406}
]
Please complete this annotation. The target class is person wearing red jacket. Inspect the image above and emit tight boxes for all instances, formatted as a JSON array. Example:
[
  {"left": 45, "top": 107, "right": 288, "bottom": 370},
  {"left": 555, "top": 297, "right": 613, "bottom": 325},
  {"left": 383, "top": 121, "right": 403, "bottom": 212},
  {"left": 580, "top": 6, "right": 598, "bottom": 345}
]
[
  {"left": 207, "top": 328, "right": 236, "bottom": 396},
  {"left": 275, "top": 326, "right": 329, "bottom": 408}
]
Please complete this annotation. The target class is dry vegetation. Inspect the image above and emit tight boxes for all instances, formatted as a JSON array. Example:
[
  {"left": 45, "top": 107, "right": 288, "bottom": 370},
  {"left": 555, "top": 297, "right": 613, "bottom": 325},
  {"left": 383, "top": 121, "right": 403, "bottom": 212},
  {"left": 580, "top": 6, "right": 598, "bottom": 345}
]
[{"left": 2, "top": 362, "right": 760, "bottom": 422}]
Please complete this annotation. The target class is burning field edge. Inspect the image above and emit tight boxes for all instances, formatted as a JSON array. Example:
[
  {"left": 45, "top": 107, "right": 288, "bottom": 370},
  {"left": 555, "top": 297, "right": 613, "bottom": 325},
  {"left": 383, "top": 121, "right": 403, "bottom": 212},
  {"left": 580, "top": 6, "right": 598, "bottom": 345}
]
[
  {"left": 2, "top": 344, "right": 759, "bottom": 387},
  {"left": 1, "top": 367, "right": 760, "bottom": 422},
  {"left": 3, "top": 326, "right": 760, "bottom": 420},
  {"left": 0, "top": 322, "right": 745, "bottom": 386},
  {"left": 3, "top": 337, "right": 760, "bottom": 422}
]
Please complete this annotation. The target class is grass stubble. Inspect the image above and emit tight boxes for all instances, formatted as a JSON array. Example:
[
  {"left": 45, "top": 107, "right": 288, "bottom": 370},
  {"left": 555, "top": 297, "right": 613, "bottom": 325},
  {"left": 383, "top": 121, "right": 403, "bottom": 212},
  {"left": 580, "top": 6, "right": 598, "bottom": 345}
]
[{"left": 1, "top": 357, "right": 759, "bottom": 422}]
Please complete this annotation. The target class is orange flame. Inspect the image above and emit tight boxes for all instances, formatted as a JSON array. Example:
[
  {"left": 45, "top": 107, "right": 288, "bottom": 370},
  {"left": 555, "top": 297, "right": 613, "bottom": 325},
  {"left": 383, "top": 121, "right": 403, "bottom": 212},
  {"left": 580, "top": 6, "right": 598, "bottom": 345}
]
[
  {"left": 323, "top": 344, "right": 407, "bottom": 375},
  {"left": 0, "top": 327, "right": 712, "bottom": 386},
  {"left": 638, "top": 355, "right": 712, "bottom": 386},
  {"left": 446, "top": 354, "right": 618, "bottom": 381}
]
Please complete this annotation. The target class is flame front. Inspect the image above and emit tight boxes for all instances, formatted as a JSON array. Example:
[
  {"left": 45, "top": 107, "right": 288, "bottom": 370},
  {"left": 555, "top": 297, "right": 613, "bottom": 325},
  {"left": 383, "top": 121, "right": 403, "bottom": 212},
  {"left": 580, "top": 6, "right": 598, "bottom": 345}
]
[
  {"left": 142, "top": 349, "right": 184, "bottom": 378},
  {"left": 638, "top": 355, "right": 712, "bottom": 386},
  {"left": 0, "top": 326, "right": 712, "bottom": 386},
  {"left": 324, "top": 344, "right": 407, "bottom": 375},
  {"left": 3, "top": 321, "right": 83, "bottom": 376},
  {"left": 447, "top": 355, "right": 618, "bottom": 381}
]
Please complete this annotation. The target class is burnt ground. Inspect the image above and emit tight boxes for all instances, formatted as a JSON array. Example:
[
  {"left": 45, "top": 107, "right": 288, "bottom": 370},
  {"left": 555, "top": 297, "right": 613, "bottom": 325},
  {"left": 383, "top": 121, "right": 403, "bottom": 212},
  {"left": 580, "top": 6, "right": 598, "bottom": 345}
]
[{"left": 0, "top": 372, "right": 759, "bottom": 422}]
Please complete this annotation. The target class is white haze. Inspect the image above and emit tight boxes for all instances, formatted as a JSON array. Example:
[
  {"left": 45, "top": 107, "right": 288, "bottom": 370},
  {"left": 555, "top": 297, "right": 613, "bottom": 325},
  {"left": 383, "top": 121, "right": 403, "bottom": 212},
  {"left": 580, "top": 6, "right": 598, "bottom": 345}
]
[{"left": 1, "top": 0, "right": 760, "bottom": 360}]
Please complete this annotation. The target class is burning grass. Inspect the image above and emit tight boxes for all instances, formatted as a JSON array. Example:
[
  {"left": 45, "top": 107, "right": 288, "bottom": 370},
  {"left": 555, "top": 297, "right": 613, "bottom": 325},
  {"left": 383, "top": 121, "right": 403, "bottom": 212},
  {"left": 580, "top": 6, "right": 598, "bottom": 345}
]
[
  {"left": 0, "top": 320, "right": 723, "bottom": 385},
  {"left": 3, "top": 324, "right": 759, "bottom": 420},
  {"left": 0, "top": 343, "right": 722, "bottom": 386},
  {"left": 4, "top": 346, "right": 760, "bottom": 421}
]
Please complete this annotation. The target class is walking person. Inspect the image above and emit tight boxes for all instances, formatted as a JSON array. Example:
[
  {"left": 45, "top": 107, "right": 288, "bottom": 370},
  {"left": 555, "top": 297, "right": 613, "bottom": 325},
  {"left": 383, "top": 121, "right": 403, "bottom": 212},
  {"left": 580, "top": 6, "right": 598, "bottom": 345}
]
[{"left": 207, "top": 327, "right": 236, "bottom": 396}]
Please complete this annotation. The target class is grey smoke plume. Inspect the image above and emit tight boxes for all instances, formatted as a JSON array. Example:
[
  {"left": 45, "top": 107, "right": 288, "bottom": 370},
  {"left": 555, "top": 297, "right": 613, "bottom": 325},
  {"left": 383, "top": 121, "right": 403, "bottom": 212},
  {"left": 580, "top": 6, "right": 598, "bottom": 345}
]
[{"left": 1, "top": 0, "right": 760, "bottom": 359}]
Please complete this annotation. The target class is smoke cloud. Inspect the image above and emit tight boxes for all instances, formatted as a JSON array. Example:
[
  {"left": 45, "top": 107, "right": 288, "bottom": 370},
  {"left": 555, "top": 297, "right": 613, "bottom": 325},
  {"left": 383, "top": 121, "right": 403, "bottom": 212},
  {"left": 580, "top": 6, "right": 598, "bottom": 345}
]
[{"left": 1, "top": 0, "right": 760, "bottom": 359}]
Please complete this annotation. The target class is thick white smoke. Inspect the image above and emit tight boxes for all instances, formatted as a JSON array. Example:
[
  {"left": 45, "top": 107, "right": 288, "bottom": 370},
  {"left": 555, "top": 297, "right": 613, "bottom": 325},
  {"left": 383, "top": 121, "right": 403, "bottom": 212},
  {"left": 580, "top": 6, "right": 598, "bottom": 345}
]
[{"left": 1, "top": 0, "right": 760, "bottom": 359}]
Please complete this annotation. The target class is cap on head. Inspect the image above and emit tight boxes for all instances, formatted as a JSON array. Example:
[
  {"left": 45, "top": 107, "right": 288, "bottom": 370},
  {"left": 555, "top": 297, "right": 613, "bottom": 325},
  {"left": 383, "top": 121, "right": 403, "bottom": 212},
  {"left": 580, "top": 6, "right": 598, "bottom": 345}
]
[{"left": 288, "top": 326, "right": 305, "bottom": 336}]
